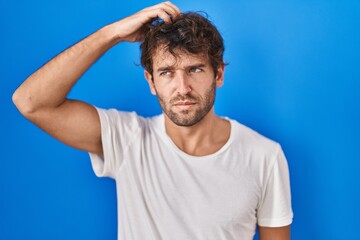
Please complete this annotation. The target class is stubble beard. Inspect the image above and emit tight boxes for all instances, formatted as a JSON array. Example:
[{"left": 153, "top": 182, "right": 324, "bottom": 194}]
[{"left": 156, "top": 80, "right": 216, "bottom": 127}]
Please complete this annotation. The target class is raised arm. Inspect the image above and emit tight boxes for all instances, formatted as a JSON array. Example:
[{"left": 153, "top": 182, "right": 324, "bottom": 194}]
[{"left": 12, "top": 2, "right": 181, "bottom": 155}]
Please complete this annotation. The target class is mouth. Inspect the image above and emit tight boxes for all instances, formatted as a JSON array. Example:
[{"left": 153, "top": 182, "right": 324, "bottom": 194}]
[
  {"left": 173, "top": 101, "right": 196, "bottom": 110},
  {"left": 174, "top": 101, "right": 195, "bottom": 105}
]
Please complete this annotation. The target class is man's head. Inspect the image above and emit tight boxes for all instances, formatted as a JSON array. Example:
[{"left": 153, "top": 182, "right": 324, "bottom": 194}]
[
  {"left": 140, "top": 12, "right": 225, "bottom": 76},
  {"left": 141, "top": 12, "right": 225, "bottom": 127}
]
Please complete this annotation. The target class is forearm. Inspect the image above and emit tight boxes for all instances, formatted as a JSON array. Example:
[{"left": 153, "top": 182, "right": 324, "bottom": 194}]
[
  {"left": 13, "top": 23, "right": 120, "bottom": 114},
  {"left": 11, "top": 2, "right": 181, "bottom": 154}
]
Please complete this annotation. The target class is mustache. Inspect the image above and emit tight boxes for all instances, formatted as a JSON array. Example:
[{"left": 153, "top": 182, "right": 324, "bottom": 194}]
[{"left": 170, "top": 94, "right": 198, "bottom": 104}]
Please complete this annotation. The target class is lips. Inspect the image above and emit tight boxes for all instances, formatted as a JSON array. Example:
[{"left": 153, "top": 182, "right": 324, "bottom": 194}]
[
  {"left": 173, "top": 101, "right": 196, "bottom": 110},
  {"left": 174, "top": 101, "right": 195, "bottom": 106}
]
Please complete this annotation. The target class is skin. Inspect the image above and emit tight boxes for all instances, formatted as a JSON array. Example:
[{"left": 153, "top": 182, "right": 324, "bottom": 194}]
[
  {"left": 12, "top": 1, "right": 290, "bottom": 238},
  {"left": 144, "top": 48, "right": 230, "bottom": 156},
  {"left": 151, "top": 50, "right": 218, "bottom": 128},
  {"left": 259, "top": 225, "right": 291, "bottom": 240}
]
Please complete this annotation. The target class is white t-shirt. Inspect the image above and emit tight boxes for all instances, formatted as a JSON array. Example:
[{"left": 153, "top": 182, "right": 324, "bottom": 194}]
[{"left": 89, "top": 108, "right": 293, "bottom": 240}]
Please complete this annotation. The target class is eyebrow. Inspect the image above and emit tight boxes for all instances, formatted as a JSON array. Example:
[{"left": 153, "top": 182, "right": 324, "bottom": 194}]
[{"left": 156, "top": 63, "right": 206, "bottom": 73}]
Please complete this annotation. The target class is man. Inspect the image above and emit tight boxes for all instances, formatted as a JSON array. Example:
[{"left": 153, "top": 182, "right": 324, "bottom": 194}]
[{"left": 13, "top": 2, "right": 293, "bottom": 240}]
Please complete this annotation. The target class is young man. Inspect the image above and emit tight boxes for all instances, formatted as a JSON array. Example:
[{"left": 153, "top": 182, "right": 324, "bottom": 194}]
[{"left": 13, "top": 2, "right": 293, "bottom": 240}]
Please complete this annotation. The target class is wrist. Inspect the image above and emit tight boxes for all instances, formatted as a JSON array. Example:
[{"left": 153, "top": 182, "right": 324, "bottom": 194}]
[{"left": 99, "top": 23, "right": 124, "bottom": 46}]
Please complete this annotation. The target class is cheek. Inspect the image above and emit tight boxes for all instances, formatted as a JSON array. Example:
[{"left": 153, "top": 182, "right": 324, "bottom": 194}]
[{"left": 154, "top": 80, "right": 178, "bottom": 96}]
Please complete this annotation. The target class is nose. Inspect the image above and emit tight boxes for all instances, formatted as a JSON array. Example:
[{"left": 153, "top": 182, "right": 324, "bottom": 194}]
[{"left": 176, "top": 72, "right": 192, "bottom": 95}]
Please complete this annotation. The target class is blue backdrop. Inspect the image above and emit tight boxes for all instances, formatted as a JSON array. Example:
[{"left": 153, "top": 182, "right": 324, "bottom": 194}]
[{"left": 1, "top": 0, "right": 359, "bottom": 239}]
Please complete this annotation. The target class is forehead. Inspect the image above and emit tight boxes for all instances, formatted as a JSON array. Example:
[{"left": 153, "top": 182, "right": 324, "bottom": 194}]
[{"left": 152, "top": 47, "right": 210, "bottom": 69}]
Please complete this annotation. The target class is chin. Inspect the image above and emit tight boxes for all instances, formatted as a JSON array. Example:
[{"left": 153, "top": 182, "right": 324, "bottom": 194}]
[{"left": 169, "top": 112, "right": 206, "bottom": 127}]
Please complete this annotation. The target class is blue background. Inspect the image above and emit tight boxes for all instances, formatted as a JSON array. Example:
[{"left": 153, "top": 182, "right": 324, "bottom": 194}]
[{"left": 1, "top": 0, "right": 359, "bottom": 239}]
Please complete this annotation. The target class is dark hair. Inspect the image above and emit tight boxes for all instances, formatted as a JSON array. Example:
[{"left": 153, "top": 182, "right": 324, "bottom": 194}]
[{"left": 140, "top": 12, "right": 225, "bottom": 76}]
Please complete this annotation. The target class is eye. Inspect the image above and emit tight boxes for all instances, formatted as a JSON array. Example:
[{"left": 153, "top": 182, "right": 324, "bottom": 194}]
[
  {"left": 159, "top": 71, "right": 172, "bottom": 77},
  {"left": 189, "top": 67, "right": 202, "bottom": 73}
]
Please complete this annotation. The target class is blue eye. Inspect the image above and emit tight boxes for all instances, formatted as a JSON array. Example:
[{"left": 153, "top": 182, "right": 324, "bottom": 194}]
[
  {"left": 160, "top": 71, "right": 171, "bottom": 76},
  {"left": 190, "top": 67, "right": 202, "bottom": 73}
]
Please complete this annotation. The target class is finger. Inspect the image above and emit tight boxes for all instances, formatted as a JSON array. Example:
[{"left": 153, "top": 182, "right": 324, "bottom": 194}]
[
  {"left": 156, "top": 9, "right": 172, "bottom": 24},
  {"left": 158, "top": 5, "right": 181, "bottom": 22},
  {"left": 142, "top": 7, "right": 174, "bottom": 24},
  {"left": 163, "top": 1, "right": 181, "bottom": 16},
  {"left": 146, "top": 2, "right": 180, "bottom": 20}
]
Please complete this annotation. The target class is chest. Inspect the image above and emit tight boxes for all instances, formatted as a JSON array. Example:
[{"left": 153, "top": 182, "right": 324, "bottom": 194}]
[{"left": 124, "top": 144, "right": 261, "bottom": 229}]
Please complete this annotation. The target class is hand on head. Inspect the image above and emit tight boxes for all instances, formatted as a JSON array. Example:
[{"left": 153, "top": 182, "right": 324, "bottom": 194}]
[{"left": 115, "top": 1, "right": 181, "bottom": 42}]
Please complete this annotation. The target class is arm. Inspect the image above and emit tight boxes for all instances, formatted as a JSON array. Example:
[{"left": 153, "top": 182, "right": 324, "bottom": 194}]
[
  {"left": 258, "top": 225, "right": 291, "bottom": 240},
  {"left": 12, "top": 1, "right": 181, "bottom": 154}
]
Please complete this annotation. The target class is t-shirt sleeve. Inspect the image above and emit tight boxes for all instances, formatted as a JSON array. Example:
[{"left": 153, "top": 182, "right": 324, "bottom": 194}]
[
  {"left": 257, "top": 145, "right": 294, "bottom": 227},
  {"left": 88, "top": 107, "right": 141, "bottom": 179}
]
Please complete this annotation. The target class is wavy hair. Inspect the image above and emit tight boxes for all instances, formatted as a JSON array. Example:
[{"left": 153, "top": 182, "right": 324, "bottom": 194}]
[{"left": 140, "top": 12, "right": 225, "bottom": 76}]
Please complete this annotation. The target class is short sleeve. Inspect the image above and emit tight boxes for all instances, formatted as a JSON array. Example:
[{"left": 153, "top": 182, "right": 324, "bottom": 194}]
[
  {"left": 88, "top": 107, "right": 141, "bottom": 179},
  {"left": 257, "top": 146, "right": 294, "bottom": 227}
]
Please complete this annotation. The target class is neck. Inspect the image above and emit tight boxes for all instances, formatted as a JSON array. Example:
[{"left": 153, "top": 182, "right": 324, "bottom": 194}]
[{"left": 164, "top": 108, "right": 230, "bottom": 156}]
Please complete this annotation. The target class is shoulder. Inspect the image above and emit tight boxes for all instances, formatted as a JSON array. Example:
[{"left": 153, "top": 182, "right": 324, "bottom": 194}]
[
  {"left": 228, "top": 119, "right": 289, "bottom": 189},
  {"left": 230, "top": 119, "right": 281, "bottom": 154},
  {"left": 228, "top": 119, "right": 283, "bottom": 170}
]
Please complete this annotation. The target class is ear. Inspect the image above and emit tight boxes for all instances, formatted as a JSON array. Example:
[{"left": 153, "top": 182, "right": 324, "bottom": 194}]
[
  {"left": 215, "top": 62, "right": 225, "bottom": 88},
  {"left": 144, "top": 70, "right": 157, "bottom": 95}
]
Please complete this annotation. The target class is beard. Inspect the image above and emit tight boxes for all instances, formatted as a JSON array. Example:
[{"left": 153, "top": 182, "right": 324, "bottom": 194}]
[{"left": 156, "top": 80, "right": 216, "bottom": 127}]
